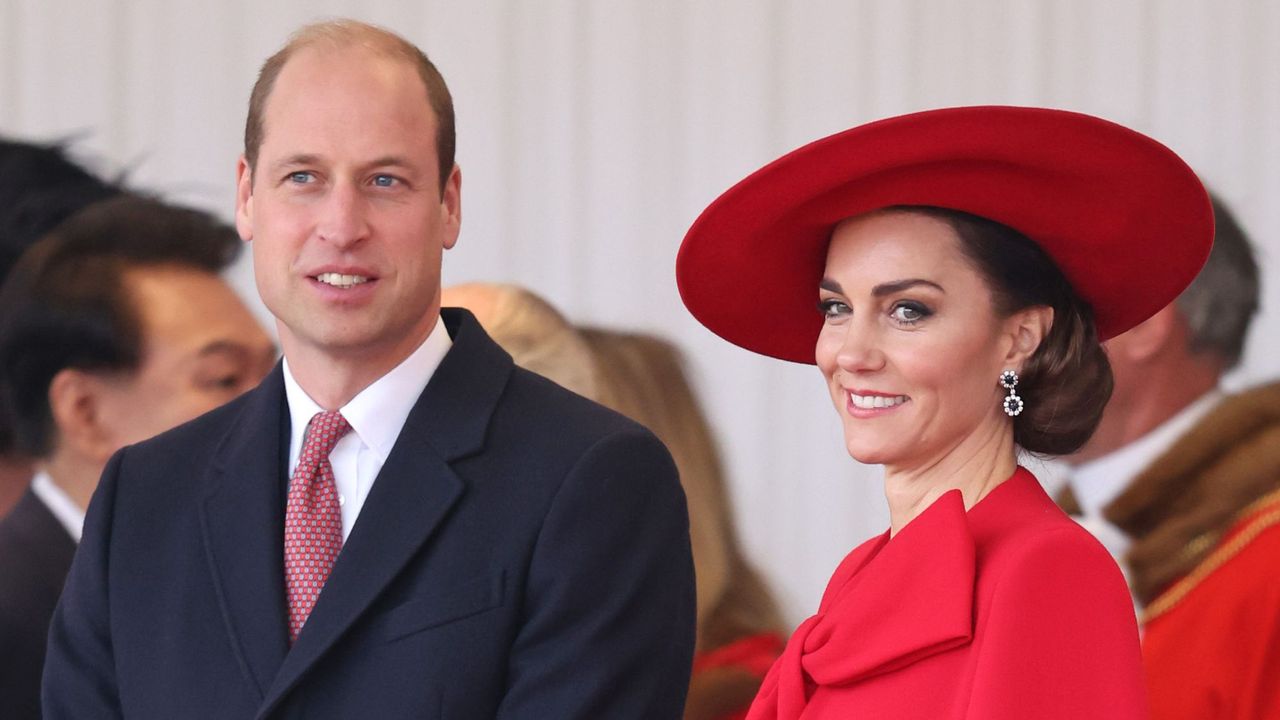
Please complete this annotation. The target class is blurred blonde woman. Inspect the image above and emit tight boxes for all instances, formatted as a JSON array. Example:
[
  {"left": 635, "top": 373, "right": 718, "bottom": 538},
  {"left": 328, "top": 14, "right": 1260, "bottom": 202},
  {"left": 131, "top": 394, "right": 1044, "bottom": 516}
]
[
  {"left": 580, "top": 328, "right": 784, "bottom": 720},
  {"left": 441, "top": 283, "right": 784, "bottom": 720},
  {"left": 441, "top": 282, "right": 598, "bottom": 399}
]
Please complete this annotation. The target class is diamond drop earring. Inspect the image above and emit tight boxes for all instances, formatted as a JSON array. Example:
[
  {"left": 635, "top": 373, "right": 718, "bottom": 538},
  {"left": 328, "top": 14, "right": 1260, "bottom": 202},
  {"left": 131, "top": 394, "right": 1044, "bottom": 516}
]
[{"left": 1000, "top": 369, "right": 1024, "bottom": 417}]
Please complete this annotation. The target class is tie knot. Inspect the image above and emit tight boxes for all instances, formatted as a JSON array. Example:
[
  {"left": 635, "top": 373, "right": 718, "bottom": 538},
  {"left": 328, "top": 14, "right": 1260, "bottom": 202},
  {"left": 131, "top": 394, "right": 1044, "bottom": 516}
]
[{"left": 302, "top": 410, "right": 352, "bottom": 458}]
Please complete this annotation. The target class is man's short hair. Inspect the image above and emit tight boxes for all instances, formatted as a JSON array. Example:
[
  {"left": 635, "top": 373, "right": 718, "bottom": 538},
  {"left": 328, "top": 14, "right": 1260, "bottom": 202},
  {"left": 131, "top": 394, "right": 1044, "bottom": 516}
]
[
  {"left": 0, "top": 137, "right": 122, "bottom": 456},
  {"left": 0, "top": 137, "right": 121, "bottom": 290},
  {"left": 1175, "top": 194, "right": 1261, "bottom": 370},
  {"left": 0, "top": 195, "right": 242, "bottom": 458},
  {"left": 243, "top": 19, "right": 455, "bottom": 191}
]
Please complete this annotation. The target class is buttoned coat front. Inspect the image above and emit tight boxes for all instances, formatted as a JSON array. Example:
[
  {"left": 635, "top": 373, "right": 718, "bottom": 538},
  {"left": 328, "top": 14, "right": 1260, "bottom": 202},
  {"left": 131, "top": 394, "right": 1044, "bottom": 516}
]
[{"left": 42, "top": 308, "right": 697, "bottom": 719}]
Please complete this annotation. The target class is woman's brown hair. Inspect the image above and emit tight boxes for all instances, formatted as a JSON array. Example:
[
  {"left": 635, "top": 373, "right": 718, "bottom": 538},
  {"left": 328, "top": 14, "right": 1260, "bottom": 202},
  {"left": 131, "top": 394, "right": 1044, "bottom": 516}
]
[{"left": 904, "top": 206, "right": 1114, "bottom": 455}]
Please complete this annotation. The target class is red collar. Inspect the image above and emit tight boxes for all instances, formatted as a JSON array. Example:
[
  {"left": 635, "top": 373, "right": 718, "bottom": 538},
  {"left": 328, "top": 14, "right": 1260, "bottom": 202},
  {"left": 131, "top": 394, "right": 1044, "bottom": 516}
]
[{"left": 762, "top": 467, "right": 1040, "bottom": 716}]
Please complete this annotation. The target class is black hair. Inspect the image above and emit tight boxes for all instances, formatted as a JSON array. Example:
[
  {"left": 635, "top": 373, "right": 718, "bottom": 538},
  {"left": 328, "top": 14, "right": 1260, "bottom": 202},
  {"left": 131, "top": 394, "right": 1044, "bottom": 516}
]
[{"left": 0, "top": 195, "right": 241, "bottom": 457}]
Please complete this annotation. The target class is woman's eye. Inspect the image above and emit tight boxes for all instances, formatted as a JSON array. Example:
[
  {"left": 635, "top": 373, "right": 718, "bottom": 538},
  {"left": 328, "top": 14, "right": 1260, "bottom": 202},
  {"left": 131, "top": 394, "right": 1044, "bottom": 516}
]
[
  {"left": 818, "top": 298, "right": 851, "bottom": 318},
  {"left": 890, "top": 302, "right": 931, "bottom": 324}
]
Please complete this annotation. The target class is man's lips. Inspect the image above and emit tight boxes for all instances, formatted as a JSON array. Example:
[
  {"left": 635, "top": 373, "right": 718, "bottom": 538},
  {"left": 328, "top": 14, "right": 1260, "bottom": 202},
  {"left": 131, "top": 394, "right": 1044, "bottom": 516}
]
[
  {"left": 306, "top": 266, "right": 379, "bottom": 290},
  {"left": 313, "top": 271, "right": 371, "bottom": 289}
]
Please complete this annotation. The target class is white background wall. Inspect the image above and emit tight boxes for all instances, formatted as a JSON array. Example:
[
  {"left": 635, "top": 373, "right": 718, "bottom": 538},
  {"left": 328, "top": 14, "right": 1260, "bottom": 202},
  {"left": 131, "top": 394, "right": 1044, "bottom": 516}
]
[{"left": 3, "top": 0, "right": 1277, "bottom": 626}]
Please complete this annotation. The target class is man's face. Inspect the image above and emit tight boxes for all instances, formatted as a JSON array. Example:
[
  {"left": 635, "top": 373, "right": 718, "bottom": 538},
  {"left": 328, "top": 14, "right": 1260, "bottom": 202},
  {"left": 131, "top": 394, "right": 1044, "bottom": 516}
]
[
  {"left": 235, "top": 45, "right": 461, "bottom": 368},
  {"left": 94, "top": 266, "right": 277, "bottom": 453}
]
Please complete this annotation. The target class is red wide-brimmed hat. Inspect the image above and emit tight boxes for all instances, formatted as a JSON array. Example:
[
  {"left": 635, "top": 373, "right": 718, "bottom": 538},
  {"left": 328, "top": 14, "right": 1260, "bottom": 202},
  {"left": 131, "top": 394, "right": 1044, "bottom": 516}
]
[{"left": 676, "top": 105, "right": 1213, "bottom": 364}]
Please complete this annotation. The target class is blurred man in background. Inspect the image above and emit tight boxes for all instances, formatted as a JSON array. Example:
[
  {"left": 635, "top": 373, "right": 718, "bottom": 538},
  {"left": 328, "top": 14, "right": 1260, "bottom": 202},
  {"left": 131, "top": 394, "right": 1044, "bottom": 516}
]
[
  {"left": 0, "top": 138, "right": 122, "bottom": 517},
  {"left": 1062, "top": 194, "right": 1279, "bottom": 719},
  {"left": 0, "top": 195, "right": 275, "bottom": 719}
]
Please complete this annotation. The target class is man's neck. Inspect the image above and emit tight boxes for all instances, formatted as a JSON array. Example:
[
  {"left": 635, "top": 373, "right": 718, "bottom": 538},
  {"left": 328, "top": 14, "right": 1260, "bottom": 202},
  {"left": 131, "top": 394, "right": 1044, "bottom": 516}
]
[
  {"left": 1074, "top": 360, "right": 1221, "bottom": 463},
  {"left": 40, "top": 453, "right": 99, "bottom": 512},
  {"left": 280, "top": 315, "right": 441, "bottom": 410}
]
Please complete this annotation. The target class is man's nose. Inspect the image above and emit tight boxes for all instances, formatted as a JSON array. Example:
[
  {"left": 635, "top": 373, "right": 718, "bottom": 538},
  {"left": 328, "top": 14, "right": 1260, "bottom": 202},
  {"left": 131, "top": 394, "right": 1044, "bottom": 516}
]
[{"left": 316, "top": 182, "right": 369, "bottom": 248}]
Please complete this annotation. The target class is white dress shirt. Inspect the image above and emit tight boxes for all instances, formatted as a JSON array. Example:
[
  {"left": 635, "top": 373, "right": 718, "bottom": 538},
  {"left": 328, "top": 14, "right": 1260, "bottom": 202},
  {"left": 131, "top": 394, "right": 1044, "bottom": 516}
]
[
  {"left": 30, "top": 470, "right": 86, "bottom": 543},
  {"left": 1069, "top": 389, "right": 1223, "bottom": 561},
  {"left": 282, "top": 316, "right": 452, "bottom": 541}
]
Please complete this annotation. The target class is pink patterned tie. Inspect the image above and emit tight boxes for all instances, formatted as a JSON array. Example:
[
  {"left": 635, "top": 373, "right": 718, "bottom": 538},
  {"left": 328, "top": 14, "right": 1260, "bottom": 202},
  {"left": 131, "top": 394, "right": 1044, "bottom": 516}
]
[{"left": 284, "top": 410, "right": 351, "bottom": 643}]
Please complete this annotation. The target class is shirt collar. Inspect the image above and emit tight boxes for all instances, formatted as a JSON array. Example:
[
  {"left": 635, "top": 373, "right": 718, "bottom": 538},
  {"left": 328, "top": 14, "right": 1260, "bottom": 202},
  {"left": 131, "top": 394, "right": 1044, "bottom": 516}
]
[
  {"left": 1070, "top": 389, "right": 1223, "bottom": 518},
  {"left": 30, "top": 469, "right": 86, "bottom": 543},
  {"left": 283, "top": 315, "right": 452, "bottom": 464}
]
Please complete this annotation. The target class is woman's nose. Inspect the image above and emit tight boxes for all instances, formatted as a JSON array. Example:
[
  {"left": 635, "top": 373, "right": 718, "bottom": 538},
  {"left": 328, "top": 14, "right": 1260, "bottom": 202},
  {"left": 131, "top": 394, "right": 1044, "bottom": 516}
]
[{"left": 835, "top": 321, "right": 886, "bottom": 373}]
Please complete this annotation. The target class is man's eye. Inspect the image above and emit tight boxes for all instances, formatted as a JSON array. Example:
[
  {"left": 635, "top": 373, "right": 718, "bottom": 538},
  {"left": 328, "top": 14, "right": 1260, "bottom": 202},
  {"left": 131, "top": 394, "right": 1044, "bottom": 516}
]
[
  {"left": 205, "top": 374, "right": 241, "bottom": 390},
  {"left": 372, "top": 174, "right": 399, "bottom": 188},
  {"left": 287, "top": 171, "right": 313, "bottom": 184}
]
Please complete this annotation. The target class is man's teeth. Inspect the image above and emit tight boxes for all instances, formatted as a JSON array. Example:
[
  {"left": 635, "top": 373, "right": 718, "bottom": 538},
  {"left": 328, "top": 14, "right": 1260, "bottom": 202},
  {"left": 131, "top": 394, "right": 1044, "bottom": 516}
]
[
  {"left": 850, "top": 393, "right": 908, "bottom": 409},
  {"left": 316, "top": 272, "right": 369, "bottom": 289}
]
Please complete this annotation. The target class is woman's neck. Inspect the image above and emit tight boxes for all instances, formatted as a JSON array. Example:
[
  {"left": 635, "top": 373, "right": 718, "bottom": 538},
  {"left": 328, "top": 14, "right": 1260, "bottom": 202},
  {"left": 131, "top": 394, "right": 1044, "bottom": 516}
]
[{"left": 882, "top": 421, "right": 1018, "bottom": 536}]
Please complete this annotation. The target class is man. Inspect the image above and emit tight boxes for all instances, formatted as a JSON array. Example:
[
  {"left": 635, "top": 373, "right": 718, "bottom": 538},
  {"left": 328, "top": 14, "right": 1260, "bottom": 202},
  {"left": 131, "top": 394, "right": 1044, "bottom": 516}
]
[
  {"left": 0, "top": 195, "right": 276, "bottom": 719},
  {"left": 44, "top": 19, "right": 696, "bottom": 719},
  {"left": 1062, "top": 195, "right": 1279, "bottom": 719},
  {"left": 0, "top": 138, "right": 122, "bottom": 517}
]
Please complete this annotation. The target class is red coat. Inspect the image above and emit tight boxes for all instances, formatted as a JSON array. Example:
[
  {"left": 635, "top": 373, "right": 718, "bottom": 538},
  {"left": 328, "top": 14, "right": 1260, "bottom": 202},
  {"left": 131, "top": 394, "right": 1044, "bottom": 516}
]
[
  {"left": 1142, "top": 491, "right": 1280, "bottom": 720},
  {"left": 746, "top": 468, "right": 1147, "bottom": 719}
]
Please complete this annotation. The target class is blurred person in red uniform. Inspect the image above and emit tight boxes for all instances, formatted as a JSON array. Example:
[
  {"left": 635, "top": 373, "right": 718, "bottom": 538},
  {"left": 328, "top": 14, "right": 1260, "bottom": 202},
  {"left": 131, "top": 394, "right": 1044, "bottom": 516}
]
[
  {"left": 1062, "top": 194, "right": 1279, "bottom": 720},
  {"left": 443, "top": 282, "right": 786, "bottom": 720},
  {"left": 0, "top": 196, "right": 276, "bottom": 720},
  {"left": 677, "top": 106, "right": 1215, "bottom": 718},
  {"left": 0, "top": 138, "right": 122, "bottom": 517}
]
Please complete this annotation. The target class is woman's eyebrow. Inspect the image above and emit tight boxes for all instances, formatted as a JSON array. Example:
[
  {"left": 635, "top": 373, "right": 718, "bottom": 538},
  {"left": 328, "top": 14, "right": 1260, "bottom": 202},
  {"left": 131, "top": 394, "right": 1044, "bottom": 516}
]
[{"left": 871, "top": 278, "right": 945, "bottom": 296}]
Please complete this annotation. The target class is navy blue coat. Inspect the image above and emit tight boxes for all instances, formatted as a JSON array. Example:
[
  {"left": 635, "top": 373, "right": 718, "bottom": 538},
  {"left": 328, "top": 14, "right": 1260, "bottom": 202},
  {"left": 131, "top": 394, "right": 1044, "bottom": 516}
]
[{"left": 43, "top": 308, "right": 696, "bottom": 719}]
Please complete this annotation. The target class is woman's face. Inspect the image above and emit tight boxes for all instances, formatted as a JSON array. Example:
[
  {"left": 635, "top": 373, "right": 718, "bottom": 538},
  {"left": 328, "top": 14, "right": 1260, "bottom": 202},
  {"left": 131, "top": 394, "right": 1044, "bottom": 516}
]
[{"left": 814, "top": 210, "right": 1027, "bottom": 469}]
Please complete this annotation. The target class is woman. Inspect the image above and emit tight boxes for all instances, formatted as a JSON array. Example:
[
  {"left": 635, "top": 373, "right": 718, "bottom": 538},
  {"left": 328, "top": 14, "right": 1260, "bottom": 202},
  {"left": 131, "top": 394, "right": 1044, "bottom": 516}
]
[
  {"left": 440, "top": 282, "right": 599, "bottom": 399},
  {"left": 581, "top": 328, "right": 785, "bottom": 720},
  {"left": 675, "top": 106, "right": 1213, "bottom": 718}
]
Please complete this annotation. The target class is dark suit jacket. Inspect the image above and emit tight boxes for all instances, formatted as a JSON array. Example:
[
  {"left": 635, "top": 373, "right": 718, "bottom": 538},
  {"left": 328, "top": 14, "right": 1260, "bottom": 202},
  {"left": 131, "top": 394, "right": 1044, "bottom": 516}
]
[
  {"left": 0, "top": 487, "right": 76, "bottom": 720},
  {"left": 43, "top": 309, "right": 696, "bottom": 719}
]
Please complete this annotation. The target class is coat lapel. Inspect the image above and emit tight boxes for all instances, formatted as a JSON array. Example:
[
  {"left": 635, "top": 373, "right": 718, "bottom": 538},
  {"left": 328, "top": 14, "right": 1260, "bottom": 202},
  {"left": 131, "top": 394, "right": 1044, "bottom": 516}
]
[
  {"left": 256, "top": 309, "right": 514, "bottom": 718},
  {"left": 199, "top": 366, "right": 291, "bottom": 700}
]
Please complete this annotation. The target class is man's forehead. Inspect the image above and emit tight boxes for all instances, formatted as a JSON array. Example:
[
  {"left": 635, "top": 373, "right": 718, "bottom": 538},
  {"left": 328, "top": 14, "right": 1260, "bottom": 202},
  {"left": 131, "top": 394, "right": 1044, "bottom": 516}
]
[
  {"left": 257, "top": 44, "right": 437, "bottom": 162},
  {"left": 269, "top": 44, "right": 431, "bottom": 114}
]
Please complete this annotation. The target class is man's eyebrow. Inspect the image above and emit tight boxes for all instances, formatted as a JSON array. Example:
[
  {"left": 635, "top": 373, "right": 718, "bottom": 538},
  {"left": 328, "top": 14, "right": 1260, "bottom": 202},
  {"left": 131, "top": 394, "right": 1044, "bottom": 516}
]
[
  {"left": 872, "top": 278, "right": 945, "bottom": 296},
  {"left": 197, "top": 340, "right": 251, "bottom": 358},
  {"left": 267, "top": 154, "right": 322, "bottom": 174},
  {"left": 362, "top": 155, "right": 416, "bottom": 170}
]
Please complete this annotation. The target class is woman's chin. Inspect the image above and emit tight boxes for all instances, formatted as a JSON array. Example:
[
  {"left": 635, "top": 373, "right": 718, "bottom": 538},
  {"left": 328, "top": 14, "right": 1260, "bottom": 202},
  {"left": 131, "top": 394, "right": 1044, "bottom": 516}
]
[{"left": 843, "top": 440, "right": 899, "bottom": 467}]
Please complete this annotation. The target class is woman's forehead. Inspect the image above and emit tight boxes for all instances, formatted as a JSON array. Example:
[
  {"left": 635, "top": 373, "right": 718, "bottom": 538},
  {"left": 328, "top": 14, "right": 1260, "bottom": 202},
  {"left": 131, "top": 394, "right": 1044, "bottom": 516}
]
[{"left": 823, "top": 211, "right": 977, "bottom": 287}]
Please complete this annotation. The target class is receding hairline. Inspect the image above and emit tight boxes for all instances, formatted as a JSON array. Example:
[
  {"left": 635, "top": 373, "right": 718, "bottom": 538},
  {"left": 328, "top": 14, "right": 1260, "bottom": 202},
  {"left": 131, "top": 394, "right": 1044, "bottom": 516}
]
[
  {"left": 284, "top": 19, "right": 428, "bottom": 64},
  {"left": 244, "top": 19, "right": 455, "bottom": 185}
]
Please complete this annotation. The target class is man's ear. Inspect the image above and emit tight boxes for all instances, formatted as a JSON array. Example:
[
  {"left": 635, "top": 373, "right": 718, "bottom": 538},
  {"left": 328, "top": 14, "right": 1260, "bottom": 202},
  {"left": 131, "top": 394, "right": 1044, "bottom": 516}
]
[
  {"left": 440, "top": 164, "right": 462, "bottom": 250},
  {"left": 1103, "top": 303, "right": 1179, "bottom": 365},
  {"left": 47, "top": 369, "right": 120, "bottom": 464},
  {"left": 235, "top": 155, "right": 255, "bottom": 243},
  {"left": 1002, "top": 305, "right": 1054, "bottom": 368}
]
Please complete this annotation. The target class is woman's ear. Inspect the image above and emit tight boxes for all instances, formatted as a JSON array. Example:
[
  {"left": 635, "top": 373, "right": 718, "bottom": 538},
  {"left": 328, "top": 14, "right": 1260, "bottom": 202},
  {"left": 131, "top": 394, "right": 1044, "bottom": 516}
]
[{"left": 1003, "top": 305, "right": 1054, "bottom": 368}]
